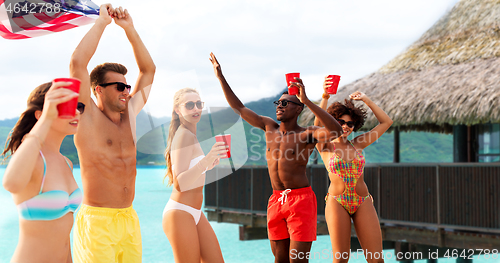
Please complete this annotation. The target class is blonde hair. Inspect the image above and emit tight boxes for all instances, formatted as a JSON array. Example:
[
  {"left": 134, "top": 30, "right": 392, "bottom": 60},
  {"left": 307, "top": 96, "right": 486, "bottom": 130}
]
[{"left": 164, "top": 88, "right": 200, "bottom": 186}]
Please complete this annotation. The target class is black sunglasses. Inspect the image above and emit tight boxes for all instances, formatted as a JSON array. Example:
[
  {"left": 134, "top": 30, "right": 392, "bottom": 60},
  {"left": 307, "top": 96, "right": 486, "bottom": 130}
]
[
  {"left": 273, "top": 100, "right": 303, "bottom": 108},
  {"left": 77, "top": 102, "right": 85, "bottom": 114},
  {"left": 337, "top": 119, "right": 355, "bottom": 128},
  {"left": 99, "top": 82, "right": 131, "bottom": 93},
  {"left": 182, "top": 101, "right": 204, "bottom": 110}
]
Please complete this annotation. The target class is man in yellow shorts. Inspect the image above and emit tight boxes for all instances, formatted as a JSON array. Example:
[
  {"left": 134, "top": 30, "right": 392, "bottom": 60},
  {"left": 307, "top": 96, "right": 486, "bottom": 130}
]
[{"left": 70, "top": 3, "right": 155, "bottom": 262}]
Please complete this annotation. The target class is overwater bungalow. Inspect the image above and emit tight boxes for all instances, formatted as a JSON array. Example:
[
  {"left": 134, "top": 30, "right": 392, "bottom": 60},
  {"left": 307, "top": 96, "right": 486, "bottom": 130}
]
[
  {"left": 206, "top": 0, "right": 500, "bottom": 262},
  {"left": 300, "top": 0, "right": 500, "bottom": 163}
]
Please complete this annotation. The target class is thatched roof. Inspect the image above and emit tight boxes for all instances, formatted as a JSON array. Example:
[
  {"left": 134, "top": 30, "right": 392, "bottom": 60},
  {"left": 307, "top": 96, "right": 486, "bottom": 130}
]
[{"left": 300, "top": 0, "right": 500, "bottom": 133}]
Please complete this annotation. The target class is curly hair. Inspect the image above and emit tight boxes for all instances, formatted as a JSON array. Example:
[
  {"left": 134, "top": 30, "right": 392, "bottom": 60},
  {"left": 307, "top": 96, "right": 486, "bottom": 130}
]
[{"left": 327, "top": 99, "right": 367, "bottom": 132}]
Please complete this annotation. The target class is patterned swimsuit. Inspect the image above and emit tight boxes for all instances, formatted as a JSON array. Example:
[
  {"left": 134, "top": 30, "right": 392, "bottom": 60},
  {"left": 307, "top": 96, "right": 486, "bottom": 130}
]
[{"left": 325, "top": 140, "right": 372, "bottom": 215}]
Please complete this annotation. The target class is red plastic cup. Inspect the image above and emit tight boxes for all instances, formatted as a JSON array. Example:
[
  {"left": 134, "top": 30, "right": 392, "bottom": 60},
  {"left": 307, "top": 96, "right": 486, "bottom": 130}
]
[
  {"left": 215, "top": 134, "right": 231, "bottom": 159},
  {"left": 53, "top": 78, "right": 81, "bottom": 119},
  {"left": 326, "top": 75, "right": 341, "bottom": 94},
  {"left": 285, "top": 73, "right": 300, "bottom": 95}
]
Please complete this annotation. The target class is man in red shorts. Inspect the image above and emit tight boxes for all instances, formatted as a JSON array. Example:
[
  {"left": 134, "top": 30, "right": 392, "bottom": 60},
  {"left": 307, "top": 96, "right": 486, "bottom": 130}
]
[{"left": 210, "top": 53, "right": 342, "bottom": 262}]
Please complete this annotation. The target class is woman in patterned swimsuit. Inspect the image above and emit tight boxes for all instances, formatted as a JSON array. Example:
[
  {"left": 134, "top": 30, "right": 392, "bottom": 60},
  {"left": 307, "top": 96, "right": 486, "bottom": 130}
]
[{"left": 314, "top": 77, "right": 393, "bottom": 263}]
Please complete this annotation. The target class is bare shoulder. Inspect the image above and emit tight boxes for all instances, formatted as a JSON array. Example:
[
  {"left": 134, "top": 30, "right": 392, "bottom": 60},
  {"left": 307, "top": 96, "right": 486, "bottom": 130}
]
[
  {"left": 316, "top": 141, "right": 332, "bottom": 152},
  {"left": 76, "top": 100, "right": 99, "bottom": 126},
  {"left": 351, "top": 134, "right": 367, "bottom": 150},
  {"left": 301, "top": 125, "right": 319, "bottom": 137},
  {"left": 29, "top": 153, "right": 45, "bottom": 184},
  {"left": 262, "top": 116, "right": 279, "bottom": 129},
  {"left": 305, "top": 125, "right": 320, "bottom": 132},
  {"left": 74, "top": 103, "right": 100, "bottom": 142},
  {"left": 172, "top": 127, "right": 197, "bottom": 151}
]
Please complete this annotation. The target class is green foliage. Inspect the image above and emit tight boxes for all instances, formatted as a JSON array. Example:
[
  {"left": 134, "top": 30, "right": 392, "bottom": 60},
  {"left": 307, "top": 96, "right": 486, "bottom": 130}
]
[
  {"left": 0, "top": 92, "right": 453, "bottom": 165},
  {"left": 361, "top": 131, "right": 453, "bottom": 163}
]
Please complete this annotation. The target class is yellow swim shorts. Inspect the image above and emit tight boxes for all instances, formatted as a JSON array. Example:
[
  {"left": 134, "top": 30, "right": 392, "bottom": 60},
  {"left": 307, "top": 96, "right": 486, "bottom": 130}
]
[{"left": 73, "top": 204, "right": 142, "bottom": 263}]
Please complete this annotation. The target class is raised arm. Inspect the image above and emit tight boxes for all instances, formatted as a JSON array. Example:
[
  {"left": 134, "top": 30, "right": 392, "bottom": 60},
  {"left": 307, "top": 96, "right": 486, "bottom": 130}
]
[
  {"left": 113, "top": 7, "right": 156, "bottom": 115},
  {"left": 351, "top": 91, "right": 393, "bottom": 149},
  {"left": 3, "top": 82, "right": 78, "bottom": 193},
  {"left": 69, "top": 4, "right": 113, "bottom": 106},
  {"left": 292, "top": 79, "right": 342, "bottom": 143},
  {"left": 210, "top": 53, "right": 275, "bottom": 131},
  {"left": 314, "top": 76, "right": 333, "bottom": 127}
]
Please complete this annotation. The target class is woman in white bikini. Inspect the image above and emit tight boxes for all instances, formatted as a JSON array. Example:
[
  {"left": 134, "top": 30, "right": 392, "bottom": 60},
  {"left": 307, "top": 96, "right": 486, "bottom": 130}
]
[{"left": 163, "top": 88, "right": 227, "bottom": 263}]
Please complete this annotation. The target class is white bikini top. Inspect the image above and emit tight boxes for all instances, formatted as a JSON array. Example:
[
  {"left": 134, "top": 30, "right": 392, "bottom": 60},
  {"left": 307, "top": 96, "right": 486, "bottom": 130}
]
[
  {"left": 189, "top": 155, "right": 205, "bottom": 171},
  {"left": 172, "top": 155, "right": 206, "bottom": 191},
  {"left": 172, "top": 155, "right": 206, "bottom": 174}
]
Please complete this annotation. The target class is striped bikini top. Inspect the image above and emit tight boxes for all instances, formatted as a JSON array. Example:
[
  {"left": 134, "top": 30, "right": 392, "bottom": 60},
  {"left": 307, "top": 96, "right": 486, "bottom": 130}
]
[
  {"left": 327, "top": 140, "right": 365, "bottom": 178},
  {"left": 17, "top": 151, "right": 82, "bottom": 221}
]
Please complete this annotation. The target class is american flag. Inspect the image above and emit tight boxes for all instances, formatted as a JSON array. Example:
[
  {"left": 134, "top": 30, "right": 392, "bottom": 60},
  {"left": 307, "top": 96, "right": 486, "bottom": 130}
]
[{"left": 0, "top": 0, "right": 99, "bottom": 39}]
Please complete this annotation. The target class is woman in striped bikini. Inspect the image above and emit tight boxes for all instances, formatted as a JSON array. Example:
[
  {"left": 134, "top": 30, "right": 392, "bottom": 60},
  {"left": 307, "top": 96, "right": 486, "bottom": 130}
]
[
  {"left": 314, "top": 77, "right": 393, "bottom": 263},
  {"left": 163, "top": 88, "right": 227, "bottom": 263},
  {"left": 2, "top": 81, "right": 84, "bottom": 262}
]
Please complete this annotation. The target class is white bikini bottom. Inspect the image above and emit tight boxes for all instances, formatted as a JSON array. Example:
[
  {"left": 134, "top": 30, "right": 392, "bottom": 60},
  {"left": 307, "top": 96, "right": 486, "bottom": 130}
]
[{"left": 162, "top": 199, "right": 202, "bottom": 225}]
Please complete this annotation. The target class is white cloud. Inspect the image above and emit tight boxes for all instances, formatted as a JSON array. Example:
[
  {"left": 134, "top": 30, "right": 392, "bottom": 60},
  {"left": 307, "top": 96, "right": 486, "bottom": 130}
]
[{"left": 0, "top": 0, "right": 458, "bottom": 120}]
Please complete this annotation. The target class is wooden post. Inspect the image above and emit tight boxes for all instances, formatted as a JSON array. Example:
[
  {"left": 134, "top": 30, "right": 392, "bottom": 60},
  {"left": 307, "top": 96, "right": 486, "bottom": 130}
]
[
  {"left": 394, "top": 126, "right": 400, "bottom": 163},
  {"left": 453, "top": 125, "right": 468, "bottom": 162},
  {"left": 215, "top": 167, "right": 219, "bottom": 210},
  {"left": 250, "top": 167, "right": 254, "bottom": 221},
  {"left": 467, "top": 125, "right": 471, "bottom": 162},
  {"left": 239, "top": 225, "right": 268, "bottom": 240},
  {"left": 395, "top": 242, "right": 411, "bottom": 263}
]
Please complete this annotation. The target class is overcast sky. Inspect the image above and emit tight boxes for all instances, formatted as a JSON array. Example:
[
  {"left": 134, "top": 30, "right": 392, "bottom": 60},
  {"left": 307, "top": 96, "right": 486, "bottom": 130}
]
[{"left": 0, "top": 0, "right": 459, "bottom": 120}]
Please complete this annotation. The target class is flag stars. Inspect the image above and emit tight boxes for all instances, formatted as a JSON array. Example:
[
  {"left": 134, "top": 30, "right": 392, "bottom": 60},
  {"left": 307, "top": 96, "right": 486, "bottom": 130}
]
[{"left": 78, "top": 0, "right": 89, "bottom": 10}]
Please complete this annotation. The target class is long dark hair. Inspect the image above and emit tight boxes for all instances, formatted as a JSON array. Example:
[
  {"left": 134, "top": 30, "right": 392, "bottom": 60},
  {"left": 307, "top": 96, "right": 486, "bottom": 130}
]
[{"left": 2, "top": 82, "right": 52, "bottom": 159}]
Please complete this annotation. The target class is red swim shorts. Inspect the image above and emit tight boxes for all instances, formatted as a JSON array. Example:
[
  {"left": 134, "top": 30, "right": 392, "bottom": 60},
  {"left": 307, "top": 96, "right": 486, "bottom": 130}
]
[{"left": 267, "top": 186, "right": 317, "bottom": 242}]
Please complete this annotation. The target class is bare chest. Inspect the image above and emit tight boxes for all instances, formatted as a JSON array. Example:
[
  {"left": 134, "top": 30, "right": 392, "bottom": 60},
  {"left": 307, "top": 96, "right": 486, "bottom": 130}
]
[
  {"left": 265, "top": 131, "right": 314, "bottom": 162},
  {"left": 75, "top": 111, "right": 136, "bottom": 157}
]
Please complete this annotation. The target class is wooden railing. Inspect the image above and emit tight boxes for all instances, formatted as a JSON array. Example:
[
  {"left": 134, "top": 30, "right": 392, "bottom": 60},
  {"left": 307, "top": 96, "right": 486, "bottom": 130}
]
[{"left": 205, "top": 163, "right": 500, "bottom": 234}]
